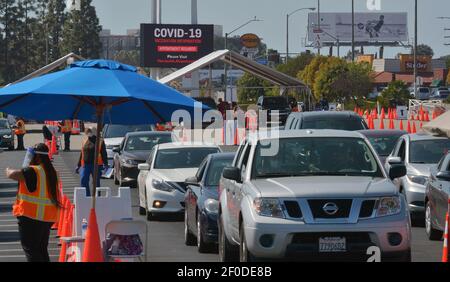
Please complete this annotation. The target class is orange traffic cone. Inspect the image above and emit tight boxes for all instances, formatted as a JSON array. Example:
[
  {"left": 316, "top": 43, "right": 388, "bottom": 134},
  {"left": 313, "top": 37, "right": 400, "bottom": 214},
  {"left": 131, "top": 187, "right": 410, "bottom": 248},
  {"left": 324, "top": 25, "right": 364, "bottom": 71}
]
[
  {"left": 425, "top": 111, "right": 430, "bottom": 122},
  {"left": 432, "top": 110, "right": 437, "bottom": 120},
  {"left": 57, "top": 196, "right": 68, "bottom": 238},
  {"left": 51, "top": 135, "right": 58, "bottom": 156},
  {"left": 59, "top": 204, "right": 74, "bottom": 262},
  {"left": 82, "top": 209, "right": 104, "bottom": 262},
  {"left": 412, "top": 122, "right": 417, "bottom": 134},
  {"left": 379, "top": 118, "right": 385, "bottom": 130},
  {"left": 399, "top": 120, "right": 404, "bottom": 131},
  {"left": 442, "top": 199, "right": 450, "bottom": 263},
  {"left": 407, "top": 121, "right": 412, "bottom": 134},
  {"left": 380, "top": 108, "right": 385, "bottom": 120}
]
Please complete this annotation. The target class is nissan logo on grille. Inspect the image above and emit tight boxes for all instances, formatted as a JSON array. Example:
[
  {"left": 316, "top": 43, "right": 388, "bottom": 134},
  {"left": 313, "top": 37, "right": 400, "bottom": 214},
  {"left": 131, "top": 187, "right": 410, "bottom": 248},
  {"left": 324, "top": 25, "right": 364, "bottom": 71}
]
[{"left": 323, "top": 202, "right": 339, "bottom": 215}]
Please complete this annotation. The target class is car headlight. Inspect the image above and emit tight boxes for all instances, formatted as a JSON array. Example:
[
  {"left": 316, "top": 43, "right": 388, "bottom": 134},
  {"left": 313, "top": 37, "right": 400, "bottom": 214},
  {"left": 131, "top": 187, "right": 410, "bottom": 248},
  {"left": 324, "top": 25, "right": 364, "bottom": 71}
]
[
  {"left": 204, "top": 199, "right": 219, "bottom": 214},
  {"left": 124, "top": 159, "right": 138, "bottom": 166},
  {"left": 152, "top": 179, "right": 174, "bottom": 192},
  {"left": 253, "top": 198, "right": 285, "bottom": 218},
  {"left": 407, "top": 174, "right": 428, "bottom": 185},
  {"left": 2, "top": 135, "right": 11, "bottom": 139},
  {"left": 376, "top": 197, "right": 401, "bottom": 217},
  {"left": 106, "top": 144, "right": 114, "bottom": 150}
]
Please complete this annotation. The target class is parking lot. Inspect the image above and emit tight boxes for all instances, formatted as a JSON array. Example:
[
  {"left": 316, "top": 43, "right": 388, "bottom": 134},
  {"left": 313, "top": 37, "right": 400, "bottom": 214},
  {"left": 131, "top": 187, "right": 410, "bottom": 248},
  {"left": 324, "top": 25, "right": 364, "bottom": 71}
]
[{"left": 0, "top": 130, "right": 444, "bottom": 262}]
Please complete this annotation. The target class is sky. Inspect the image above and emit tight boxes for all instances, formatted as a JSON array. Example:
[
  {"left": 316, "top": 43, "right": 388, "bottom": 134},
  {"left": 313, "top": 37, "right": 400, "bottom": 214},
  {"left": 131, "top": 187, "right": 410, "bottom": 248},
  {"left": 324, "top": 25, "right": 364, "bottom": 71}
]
[{"left": 92, "top": 0, "right": 450, "bottom": 58}]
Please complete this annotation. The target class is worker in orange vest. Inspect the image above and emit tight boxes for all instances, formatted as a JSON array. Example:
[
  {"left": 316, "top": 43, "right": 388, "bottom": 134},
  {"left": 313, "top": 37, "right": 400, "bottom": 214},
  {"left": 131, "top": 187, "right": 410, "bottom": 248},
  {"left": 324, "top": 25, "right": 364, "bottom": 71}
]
[
  {"left": 59, "top": 120, "right": 73, "bottom": 152},
  {"left": 6, "top": 143, "right": 61, "bottom": 262},
  {"left": 76, "top": 127, "right": 108, "bottom": 196},
  {"left": 15, "top": 117, "right": 26, "bottom": 151}
]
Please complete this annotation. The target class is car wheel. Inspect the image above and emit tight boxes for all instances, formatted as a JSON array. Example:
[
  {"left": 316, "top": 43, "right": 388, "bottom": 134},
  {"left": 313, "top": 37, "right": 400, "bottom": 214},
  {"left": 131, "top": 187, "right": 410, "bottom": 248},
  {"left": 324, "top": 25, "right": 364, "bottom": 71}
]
[
  {"left": 425, "top": 201, "right": 443, "bottom": 241},
  {"left": 239, "top": 223, "right": 256, "bottom": 262},
  {"left": 184, "top": 209, "right": 197, "bottom": 246},
  {"left": 139, "top": 207, "right": 146, "bottom": 216},
  {"left": 8, "top": 145, "right": 14, "bottom": 151},
  {"left": 197, "top": 214, "right": 211, "bottom": 253},
  {"left": 218, "top": 214, "right": 238, "bottom": 262}
]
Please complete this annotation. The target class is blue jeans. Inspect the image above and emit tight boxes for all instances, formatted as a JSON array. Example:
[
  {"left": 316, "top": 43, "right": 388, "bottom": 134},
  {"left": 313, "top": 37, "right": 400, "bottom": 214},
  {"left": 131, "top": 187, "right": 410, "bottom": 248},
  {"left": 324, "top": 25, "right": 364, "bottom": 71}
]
[{"left": 80, "top": 164, "right": 102, "bottom": 197}]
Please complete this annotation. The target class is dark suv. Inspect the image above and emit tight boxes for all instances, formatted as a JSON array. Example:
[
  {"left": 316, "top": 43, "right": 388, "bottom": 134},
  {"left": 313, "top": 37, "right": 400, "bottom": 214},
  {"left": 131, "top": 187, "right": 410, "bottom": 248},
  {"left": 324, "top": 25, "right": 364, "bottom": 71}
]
[
  {"left": 0, "top": 119, "right": 14, "bottom": 150},
  {"left": 285, "top": 111, "right": 368, "bottom": 131},
  {"left": 257, "top": 96, "right": 291, "bottom": 126}
]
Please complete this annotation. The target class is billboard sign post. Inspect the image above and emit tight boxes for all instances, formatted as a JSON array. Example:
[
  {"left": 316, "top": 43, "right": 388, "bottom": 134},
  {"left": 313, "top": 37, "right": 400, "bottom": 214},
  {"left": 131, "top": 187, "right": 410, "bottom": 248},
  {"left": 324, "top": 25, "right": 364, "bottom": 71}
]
[
  {"left": 308, "top": 13, "right": 408, "bottom": 43},
  {"left": 140, "top": 24, "right": 214, "bottom": 68}
]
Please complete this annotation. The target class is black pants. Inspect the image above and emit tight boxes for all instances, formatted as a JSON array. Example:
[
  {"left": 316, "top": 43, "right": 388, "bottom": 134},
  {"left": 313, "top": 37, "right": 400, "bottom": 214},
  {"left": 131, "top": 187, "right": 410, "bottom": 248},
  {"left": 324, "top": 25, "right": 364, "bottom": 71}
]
[
  {"left": 17, "top": 216, "right": 53, "bottom": 262},
  {"left": 64, "top": 132, "right": 71, "bottom": 151},
  {"left": 16, "top": 134, "right": 25, "bottom": 150}
]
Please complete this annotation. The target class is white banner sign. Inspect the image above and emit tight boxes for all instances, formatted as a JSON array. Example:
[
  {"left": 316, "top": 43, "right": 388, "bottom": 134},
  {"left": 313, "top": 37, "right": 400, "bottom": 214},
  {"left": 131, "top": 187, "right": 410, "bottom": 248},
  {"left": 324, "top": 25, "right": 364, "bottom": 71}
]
[{"left": 308, "top": 12, "right": 408, "bottom": 43}]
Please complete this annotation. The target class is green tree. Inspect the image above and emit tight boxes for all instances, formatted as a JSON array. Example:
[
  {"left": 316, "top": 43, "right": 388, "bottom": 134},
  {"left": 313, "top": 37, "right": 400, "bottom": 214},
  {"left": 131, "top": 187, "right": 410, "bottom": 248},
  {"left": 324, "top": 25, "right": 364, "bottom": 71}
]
[
  {"left": 237, "top": 73, "right": 271, "bottom": 104},
  {"left": 61, "top": 0, "right": 101, "bottom": 58},
  {"left": 412, "top": 44, "right": 434, "bottom": 57},
  {"left": 276, "top": 52, "right": 314, "bottom": 78},
  {"left": 377, "top": 80, "right": 412, "bottom": 108},
  {"left": 313, "top": 57, "right": 350, "bottom": 101},
  {"left": 347, "top": 62, "right": 374, "bottom": 99},
  {"left": 298, "top": 55, "right": 328, "bottom": 91},
  {"left": 45, "top": 0, "right": 66, "bottom": 62},
  {"left": 114, "top": 50, "right": 140, "bottom": 66}
]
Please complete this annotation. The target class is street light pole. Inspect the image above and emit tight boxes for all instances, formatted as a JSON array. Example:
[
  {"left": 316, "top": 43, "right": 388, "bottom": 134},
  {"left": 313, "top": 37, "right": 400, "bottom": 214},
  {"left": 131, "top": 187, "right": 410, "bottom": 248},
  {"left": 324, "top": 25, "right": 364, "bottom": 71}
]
[
  {"left": 351, "top": 0, "right": 355, "bottom": 62},
  {"left": 414, "top": 0, "right": 418, "bottom": 97},
  {"left": 286, "top": 7, "right": 316, "bottom": 63}
]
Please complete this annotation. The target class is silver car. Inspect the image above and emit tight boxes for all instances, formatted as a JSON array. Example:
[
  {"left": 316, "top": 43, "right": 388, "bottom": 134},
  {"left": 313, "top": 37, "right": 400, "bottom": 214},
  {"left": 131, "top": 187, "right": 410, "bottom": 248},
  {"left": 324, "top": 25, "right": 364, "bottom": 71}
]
[
  {"left": 386, "top": 133, "right": 450, "bottom": 215},
  {"left": 219, "top": 130, "right": 411, "bottom": 262}
]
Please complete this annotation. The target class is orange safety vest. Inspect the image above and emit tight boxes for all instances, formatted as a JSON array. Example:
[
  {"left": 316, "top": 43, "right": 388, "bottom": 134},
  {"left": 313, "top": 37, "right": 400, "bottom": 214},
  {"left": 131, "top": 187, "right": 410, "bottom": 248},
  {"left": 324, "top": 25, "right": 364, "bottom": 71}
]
[
  {"left": 61, "top": 120, "right": 73, "bottom": 133},
  {"left": 13, "top": 165, "right": 59, "bottom": 223},
  {"left": 15, "top": 120, "right": 26, "bottom": 135},
  {"left": 81, "top": 138, "right": 104, "bottom": 166}
]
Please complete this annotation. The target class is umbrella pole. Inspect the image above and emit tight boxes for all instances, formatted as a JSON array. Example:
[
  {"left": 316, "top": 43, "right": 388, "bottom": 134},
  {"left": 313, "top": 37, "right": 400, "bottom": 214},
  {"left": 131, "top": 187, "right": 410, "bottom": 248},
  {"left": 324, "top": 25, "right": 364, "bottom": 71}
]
[{"left": 91, "top": 108, "right": 104, "bottom": 209}]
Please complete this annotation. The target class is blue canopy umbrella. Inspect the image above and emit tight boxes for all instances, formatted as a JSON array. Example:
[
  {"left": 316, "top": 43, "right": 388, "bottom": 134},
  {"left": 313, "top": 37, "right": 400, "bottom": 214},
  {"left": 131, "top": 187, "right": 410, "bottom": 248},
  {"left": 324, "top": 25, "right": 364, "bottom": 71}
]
[{"left": 0, "top": 59, "right": 205, "bottom": 207}]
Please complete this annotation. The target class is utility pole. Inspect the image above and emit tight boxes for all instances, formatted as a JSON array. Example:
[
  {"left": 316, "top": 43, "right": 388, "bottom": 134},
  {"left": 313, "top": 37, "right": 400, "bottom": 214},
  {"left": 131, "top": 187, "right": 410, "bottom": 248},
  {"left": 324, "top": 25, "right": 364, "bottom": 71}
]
[
  {"left": 351, "top": 0, "right": 355, "bottom": 62},
  {"left": 286, "top": 7, "right": 316, "bottom": 63},
  {"left": 191, "top": 0, "right": 200, "bottom": 97},
  {"left": 413, "top": 0, "right": 418, "bottom": 97},
  {"left": 150, "top": 0, "right": 162, "bottom": 80},
  {"left": 317, "top": 0, "right": 321, "bottom": 55}
]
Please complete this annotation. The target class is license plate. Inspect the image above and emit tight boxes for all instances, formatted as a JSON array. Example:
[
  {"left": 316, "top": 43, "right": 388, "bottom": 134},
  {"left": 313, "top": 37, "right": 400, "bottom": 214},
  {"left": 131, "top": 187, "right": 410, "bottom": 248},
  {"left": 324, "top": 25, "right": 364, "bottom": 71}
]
[{"left": 319, "top": 237, "right": 346, "bottom": 253}]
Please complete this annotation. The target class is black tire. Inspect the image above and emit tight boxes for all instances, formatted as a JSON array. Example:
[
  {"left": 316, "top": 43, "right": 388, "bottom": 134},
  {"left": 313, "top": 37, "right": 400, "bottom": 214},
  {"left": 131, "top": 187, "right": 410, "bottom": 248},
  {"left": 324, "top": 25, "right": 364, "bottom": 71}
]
[
  {"left": 184, "top": 209, "right": 197, "bottom": 246},
  {"left": 139, "top": 207, "right": 146, "bottom": 216},
  {"left": 239, "top": 223, "right": 257, "bottom": 262},
  {"left": 425, "top": 201, "right": 443, "bottom": 241},
  {"left": 145, "top": 191, "right": 154, "bottom": 221},
  {"left": 218, "top": 214, "right": 238, "bottom": 262},
  {"left": 8, "top": 145, "right": 14, "bottom": 151},
  {"left": 197, "top": 214, "right": 212, "bottom": 253}
]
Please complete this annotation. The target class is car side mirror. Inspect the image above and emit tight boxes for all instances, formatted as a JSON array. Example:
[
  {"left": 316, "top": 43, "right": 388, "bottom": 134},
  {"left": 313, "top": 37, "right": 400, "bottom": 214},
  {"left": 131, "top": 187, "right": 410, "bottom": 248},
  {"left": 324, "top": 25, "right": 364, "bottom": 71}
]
[
  {"left": 112, "top": 147, "right": 120, "bottom": 153},
  {"left": 223, "top": 167, "right": 241, "bottom": 182},
  {"left": 185, "top": 176, "right": 199, "bottom": 186},
  {"left": 389, "top": 165, "right": 407, "bottom": 180},
  {"left": 387, "top": 156, "right": 402, "bottom": 165},
  {"left": 436, "top": 171, "right": 450, "bottom": 181},
  {"left": 138, "top": 163, "right": 150, "bottom": 171}
]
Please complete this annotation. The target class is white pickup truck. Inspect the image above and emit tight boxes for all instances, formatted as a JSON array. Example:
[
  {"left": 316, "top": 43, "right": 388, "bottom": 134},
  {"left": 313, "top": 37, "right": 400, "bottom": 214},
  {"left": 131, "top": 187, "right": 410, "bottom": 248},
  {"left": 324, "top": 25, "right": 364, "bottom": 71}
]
[{"left": 218, "top": 130, "right": 412, "bottom": 262}]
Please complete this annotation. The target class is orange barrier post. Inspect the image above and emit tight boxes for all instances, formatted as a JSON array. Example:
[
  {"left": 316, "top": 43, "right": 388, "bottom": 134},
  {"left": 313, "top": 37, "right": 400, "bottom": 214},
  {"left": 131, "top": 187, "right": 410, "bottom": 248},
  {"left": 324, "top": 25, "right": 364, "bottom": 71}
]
[
  {"left": 57, "top": 196, "right": 69, "bottom": 238},
  {"left": 58, "top": 204, "right": 74, "bottom": 262},
  {"left": 379, "top": 118, "right": 385, "bottom": 130},
  {"left": 442, "top": 198, "right": 450, "bottom": 263},
  {"left": 51, "top": 135, "right": 58, "bottom": 156},
  {"left": 82, "top": 209, "right": 104, "bottom": 262},
  {"left": 407, "top": 121, "right": 412, "bottom": 134}
]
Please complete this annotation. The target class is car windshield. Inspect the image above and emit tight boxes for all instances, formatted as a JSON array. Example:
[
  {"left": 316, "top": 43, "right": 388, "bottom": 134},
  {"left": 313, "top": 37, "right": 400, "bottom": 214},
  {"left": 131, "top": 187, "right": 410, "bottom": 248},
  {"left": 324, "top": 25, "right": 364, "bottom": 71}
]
[
  {"left": 366, "top": 135, "right": 403, "bottom": 156},
  {"left": 263, "top": 97, "right": 288, "bottom": 109},
  {"left": 124, "top": 135, "right": 172, "bottom": 152},
  {"left": 302, "top": 118, "right": 366, "bottom": 131},
  {"left": 252, "top": 137, "right": 383, "bottom": 178},
  {"left": 205, "top": 158, "right": 234, "bottom": 186},
  {"left": 103, "top": 125, "right": 152, "bottom": 138},
  {"left": 0, "top": 120, "right": 9, "bottom": 129},
  {"left": 419, "top": 88, "right": 429, "bottom": 93},
  {"left": 154, "top": 148, "right": 220, "bottom": 169},
  {"left": 410, "top": 140, "right": 450, "bottom": 164}
]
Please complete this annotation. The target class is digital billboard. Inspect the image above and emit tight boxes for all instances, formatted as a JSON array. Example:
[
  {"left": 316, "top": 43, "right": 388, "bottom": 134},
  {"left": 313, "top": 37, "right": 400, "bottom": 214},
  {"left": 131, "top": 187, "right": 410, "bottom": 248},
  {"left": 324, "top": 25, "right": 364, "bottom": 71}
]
[
  {"left": 308, "top": 13, "right": 408, "bottom": 43},
  {"left": 140, "top": 24, "right": 214, "bottom": 68}
]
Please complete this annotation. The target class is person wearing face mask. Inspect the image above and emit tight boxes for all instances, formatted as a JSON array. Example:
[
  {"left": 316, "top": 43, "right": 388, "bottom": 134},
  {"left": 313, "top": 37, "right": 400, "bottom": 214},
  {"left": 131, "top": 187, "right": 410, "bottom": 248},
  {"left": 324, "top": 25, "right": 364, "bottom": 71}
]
[
  {"left": 6, "top": 143, "right": 61, "bottom": 262},
  {"left": 76, "top": 127, "right": 108, "bottom": 196}
]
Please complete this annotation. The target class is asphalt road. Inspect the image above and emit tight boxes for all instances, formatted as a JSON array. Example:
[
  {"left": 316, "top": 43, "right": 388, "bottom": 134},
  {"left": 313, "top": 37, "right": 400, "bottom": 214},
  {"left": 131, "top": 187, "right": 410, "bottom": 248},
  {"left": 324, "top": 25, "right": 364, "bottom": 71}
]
[{"left": 0, "top": 142, "right": 444, "bottom": 262}]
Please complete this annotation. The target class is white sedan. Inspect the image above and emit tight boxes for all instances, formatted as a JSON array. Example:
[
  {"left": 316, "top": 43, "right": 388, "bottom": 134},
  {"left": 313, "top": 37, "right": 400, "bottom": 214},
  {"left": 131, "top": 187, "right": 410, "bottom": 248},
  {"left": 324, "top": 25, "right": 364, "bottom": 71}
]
[{"left": 137, "top": 143, "right": 221, "bottom": 220}]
